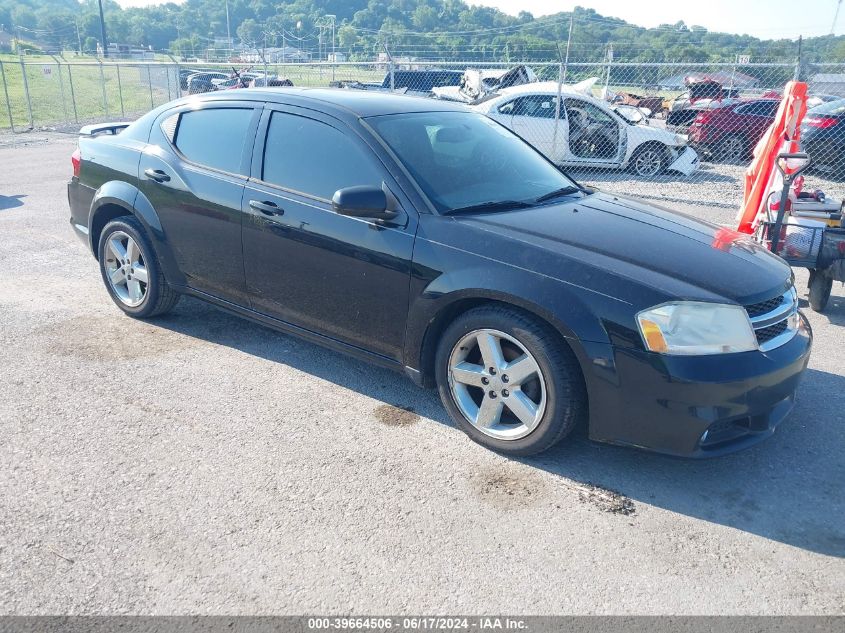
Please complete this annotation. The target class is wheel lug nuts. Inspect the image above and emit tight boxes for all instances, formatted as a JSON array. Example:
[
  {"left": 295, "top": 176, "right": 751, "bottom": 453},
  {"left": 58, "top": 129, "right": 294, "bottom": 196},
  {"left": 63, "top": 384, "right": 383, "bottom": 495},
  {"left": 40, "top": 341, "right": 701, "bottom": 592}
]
[
  {"left": 481, "top": 377, "right": 489, "bottom": 385},
  {"left": 489, "top": 390, "right": 497, "bottom": 399},
  {"left": 489, "top": 368, "right": 497, "bottom": 375},
  {"left": 502, "top": 389, "right": 509, "bottom": 397},
  {"left": 502, "top": 375, "right": 509, "bottom": 383}
]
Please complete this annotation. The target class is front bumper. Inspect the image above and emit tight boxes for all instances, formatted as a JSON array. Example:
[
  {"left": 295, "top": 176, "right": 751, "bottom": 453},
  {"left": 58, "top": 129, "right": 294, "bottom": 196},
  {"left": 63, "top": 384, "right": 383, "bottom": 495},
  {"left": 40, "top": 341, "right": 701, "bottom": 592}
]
[
  {"left": 584, "top": 312, "right": 812, "bottom": 457},
  {"left": 667, "top": 146, "right": 700, "bottom": 176}
]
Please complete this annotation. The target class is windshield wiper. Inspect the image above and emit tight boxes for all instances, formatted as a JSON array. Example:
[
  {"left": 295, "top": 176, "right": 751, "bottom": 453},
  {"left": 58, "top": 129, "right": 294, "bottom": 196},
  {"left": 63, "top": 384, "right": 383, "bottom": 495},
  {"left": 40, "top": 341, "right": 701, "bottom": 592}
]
[
  {"left": 445, "top": 200, "right": 535, "bottom": 215},
  {"left": 534, "top": 186, "right": 583, "bottom": 204}
]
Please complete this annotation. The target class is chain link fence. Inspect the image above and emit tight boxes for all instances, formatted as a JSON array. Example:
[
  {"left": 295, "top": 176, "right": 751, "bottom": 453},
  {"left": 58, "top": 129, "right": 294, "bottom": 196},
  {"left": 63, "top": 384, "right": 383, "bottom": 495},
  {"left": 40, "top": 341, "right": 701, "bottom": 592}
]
[{"left": 3, "top": 56, "right": 845, "bottom": 209}]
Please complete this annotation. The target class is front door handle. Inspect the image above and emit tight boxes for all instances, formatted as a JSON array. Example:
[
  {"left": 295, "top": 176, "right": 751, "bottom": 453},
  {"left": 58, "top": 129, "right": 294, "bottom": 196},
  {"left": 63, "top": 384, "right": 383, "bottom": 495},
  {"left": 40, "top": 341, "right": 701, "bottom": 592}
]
[
  {"left": 249, "top": 200, "right": 284, "bottom": 216},
  {"left": 144, "top": 168, "right": 171, "bottom": 183}
]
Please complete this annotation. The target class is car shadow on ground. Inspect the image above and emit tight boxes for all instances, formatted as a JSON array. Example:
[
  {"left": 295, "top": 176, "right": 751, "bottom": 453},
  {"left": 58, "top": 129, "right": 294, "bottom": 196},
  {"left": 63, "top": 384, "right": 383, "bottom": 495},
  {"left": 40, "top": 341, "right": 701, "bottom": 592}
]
[
  {"left": 149, "top": 296, "right": 845, "bottom": 558},
  {"left": 0, "top": 194, "right": 25, "bottom": 210}
]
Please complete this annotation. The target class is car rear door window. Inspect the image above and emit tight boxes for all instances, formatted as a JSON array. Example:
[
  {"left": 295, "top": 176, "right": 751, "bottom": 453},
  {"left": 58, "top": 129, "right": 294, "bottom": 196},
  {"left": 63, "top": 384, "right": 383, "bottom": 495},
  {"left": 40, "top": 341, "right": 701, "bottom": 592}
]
[
  {"left": 262, "top": 112, "right": 384, "bottom": 200},
  {"left": 174, "top": 107, "right": 253, "bottom": 174},
  {"left": 499, "top": 96, "right": 559, "bottom": 118}
]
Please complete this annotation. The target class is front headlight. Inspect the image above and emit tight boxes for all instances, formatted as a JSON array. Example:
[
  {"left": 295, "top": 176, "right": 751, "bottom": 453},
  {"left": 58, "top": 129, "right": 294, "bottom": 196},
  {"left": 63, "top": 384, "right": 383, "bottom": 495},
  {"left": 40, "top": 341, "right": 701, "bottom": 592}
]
[{"left": 637, "top": 302, "right": 757, "bottom": 355}]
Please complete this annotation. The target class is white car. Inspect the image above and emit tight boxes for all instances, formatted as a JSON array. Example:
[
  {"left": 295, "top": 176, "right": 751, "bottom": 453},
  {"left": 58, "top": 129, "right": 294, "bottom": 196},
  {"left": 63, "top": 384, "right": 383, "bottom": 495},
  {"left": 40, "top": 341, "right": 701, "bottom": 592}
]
[{"left": 473, "top": 82, "right": 700, "bottom": 177}]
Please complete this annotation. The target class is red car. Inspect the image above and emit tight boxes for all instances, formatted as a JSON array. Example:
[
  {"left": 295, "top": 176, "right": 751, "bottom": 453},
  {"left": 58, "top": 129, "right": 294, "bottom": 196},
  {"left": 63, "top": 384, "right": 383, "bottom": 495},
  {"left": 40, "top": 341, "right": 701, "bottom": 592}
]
[{"left": 687, "top": 99, "right": 779, "bottom": 163}]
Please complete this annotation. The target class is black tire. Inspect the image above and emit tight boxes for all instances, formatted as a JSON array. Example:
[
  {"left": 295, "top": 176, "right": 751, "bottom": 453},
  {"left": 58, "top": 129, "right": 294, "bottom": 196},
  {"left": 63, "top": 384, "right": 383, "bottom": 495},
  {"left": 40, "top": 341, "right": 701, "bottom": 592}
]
[
  {"left": 808, "top": 270, "right": 833, "bottom": 312},
  {"left": 97, "top": 215, "right": 180, "bottom": 318},
  {"left": 716, "top": 133, "right": 748, "bottom": 164},
  {"left": 434, "top": 305, "right": 587, "bottom": 456},
  {"left": 630, "top": 143, "right": 669, "bottom": 178}
]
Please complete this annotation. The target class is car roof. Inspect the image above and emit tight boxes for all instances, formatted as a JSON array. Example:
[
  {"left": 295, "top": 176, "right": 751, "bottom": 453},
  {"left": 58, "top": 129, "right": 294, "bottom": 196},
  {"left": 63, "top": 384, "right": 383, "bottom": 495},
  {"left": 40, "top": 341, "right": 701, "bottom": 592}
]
[{"left": 182, "top": 87, "right": 471, "bottom": 117}]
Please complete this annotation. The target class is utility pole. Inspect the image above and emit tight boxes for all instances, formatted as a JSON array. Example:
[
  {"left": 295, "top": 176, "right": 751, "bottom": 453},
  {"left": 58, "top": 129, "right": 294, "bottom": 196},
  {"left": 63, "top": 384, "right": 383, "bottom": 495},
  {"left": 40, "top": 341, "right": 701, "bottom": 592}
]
[
  {"left": 97, "top": 0, "right": 108, "bottom": 57},
  {"left": 562, "top": 13, "right": 573, "bottom": 84},
  {"left": 225, "top": 0, "right": 232, "bottom": 53},
  {"left": 75, "top": 19, "right": 82, "bottom": 55},
  {"left": 832, "top": 0, "right": 843, "bottom": 35}
]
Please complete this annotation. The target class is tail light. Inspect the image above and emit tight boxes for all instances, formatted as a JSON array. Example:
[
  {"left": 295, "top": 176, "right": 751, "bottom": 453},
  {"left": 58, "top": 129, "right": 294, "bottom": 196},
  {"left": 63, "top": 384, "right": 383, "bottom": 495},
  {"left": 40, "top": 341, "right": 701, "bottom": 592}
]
[
  {"left": 71, "top": 148, "right": 81, "bottom": 178},
  {"left": 805, "top": 116, "right": 839, "bottom": 129},
  {"left": 693, "top": 111, "right": 714, "bottom": 125}
]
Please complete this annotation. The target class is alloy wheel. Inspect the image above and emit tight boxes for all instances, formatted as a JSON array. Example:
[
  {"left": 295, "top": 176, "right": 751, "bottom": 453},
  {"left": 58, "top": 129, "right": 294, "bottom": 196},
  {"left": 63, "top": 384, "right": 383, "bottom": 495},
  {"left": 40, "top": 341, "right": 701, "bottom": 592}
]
[
  {"left": 103, "top": 231, "right": 149, "bottom": 307},
  {"left": 634, "top": 148, "right": 663, "bottom": 177},
  {"left": 721, "top": 137, "right": 746, "bottom": 163},
  {"left": 447, "top": 328, "right": 547, "bottom": 440}
]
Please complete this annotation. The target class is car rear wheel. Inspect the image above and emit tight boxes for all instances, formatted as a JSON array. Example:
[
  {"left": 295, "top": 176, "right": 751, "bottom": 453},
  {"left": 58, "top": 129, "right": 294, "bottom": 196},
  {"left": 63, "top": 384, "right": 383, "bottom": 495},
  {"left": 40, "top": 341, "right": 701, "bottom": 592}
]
[
  {"left": 630, "top": 144, "right": 668, "bottom": 177},
  {"left": 98, "top": 216, "right": 180, "bottom": 318},
  {"left": 717, "top": 134, "right": 748, "bottom": 164},
  {"left": 435, "top": 306, "right": 587, "bottom": 456}
]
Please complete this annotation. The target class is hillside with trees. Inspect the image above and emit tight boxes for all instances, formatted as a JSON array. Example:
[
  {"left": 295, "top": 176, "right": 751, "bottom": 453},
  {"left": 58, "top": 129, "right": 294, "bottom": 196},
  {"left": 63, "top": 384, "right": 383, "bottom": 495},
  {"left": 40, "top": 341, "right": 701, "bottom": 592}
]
[{"left": 1, "top": 0, "right": 843, "bottom": 63}]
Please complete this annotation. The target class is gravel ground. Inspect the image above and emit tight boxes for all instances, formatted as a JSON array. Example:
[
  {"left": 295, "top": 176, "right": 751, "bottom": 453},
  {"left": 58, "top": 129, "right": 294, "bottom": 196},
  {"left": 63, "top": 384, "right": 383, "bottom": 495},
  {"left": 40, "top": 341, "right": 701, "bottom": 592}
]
[{"left": 0, "top": 133, "right": 843, "bottom": 615}]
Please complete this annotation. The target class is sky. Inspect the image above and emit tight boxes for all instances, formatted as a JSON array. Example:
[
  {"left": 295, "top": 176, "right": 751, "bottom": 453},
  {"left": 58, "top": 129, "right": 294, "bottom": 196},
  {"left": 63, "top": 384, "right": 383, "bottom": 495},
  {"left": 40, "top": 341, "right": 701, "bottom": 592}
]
[{"left": 113, "top": 0, "right": 845, "bottom": 40}]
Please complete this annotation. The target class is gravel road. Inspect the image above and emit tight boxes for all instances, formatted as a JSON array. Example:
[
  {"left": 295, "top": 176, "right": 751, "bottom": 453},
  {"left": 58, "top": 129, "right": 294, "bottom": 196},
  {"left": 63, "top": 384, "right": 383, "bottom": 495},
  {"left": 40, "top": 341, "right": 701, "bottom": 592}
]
[{"left": 0, "top": 133, "right": 843, "bottom": 614}]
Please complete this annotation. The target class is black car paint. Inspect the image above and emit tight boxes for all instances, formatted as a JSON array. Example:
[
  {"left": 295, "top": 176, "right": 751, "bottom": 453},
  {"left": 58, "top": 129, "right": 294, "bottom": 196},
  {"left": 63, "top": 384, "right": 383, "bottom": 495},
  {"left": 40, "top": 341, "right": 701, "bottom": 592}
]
[{"left": 67, "top": 88, "right": 812, "bottom": 457}]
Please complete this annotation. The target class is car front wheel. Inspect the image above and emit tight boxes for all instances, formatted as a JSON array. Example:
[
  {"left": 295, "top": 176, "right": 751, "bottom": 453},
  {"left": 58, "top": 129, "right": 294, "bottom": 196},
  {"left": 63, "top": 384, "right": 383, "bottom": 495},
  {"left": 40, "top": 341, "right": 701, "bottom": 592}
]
[
  {"left": 98, "top": 216, "right": 180, "bottom": 318},
  {"left": 435, "top": 306, "right": 587, "bottom": 456},
  {"left": 630, "top": 144, "right": 668, "bottom": 177}
]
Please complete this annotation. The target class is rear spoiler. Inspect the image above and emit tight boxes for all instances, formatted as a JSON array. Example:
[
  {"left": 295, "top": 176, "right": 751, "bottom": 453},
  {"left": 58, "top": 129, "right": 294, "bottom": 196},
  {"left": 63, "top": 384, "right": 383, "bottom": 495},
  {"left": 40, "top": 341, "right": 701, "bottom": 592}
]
[{"left": 79, "top": 121, "right": 132, "bottom": 137}]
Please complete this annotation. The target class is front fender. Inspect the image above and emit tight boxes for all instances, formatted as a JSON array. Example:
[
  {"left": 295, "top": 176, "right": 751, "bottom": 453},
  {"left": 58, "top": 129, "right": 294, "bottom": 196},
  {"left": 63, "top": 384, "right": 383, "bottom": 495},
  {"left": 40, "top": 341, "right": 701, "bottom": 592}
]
[{"left": 403, "top": 237, "right": 626, "bottom": 374}]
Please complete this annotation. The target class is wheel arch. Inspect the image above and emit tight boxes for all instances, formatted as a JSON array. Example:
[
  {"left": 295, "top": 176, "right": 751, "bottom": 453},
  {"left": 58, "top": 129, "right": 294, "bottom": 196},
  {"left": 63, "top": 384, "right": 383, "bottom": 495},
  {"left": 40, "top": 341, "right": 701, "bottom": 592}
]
[
  {"left": 88, "top": 181, "right": 183, "bottom": 286},
  {"left": 414, "top": 291, "right": 590, "bottom": 391}
]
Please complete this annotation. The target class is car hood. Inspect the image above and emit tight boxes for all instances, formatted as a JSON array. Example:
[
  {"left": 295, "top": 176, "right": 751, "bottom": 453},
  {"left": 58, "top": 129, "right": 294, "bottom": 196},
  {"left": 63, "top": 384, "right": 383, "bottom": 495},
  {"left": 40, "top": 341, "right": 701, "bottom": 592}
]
[
  {"left": 627, "top": 123, "right": 683, "bottom": 146},
  {"left": 453, "top": 192, "right": 791, "bottom": 305}
]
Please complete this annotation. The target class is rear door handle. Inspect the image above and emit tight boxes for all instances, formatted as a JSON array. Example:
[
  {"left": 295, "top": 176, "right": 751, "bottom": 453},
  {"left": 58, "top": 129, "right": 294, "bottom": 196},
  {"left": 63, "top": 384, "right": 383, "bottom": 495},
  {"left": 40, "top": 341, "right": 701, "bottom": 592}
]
[
  {"left": 249, "top": 200, "right": 284, "bottom": 216},
  {"left": 144, "top": 168, "right": 170, "bottom": 183}
]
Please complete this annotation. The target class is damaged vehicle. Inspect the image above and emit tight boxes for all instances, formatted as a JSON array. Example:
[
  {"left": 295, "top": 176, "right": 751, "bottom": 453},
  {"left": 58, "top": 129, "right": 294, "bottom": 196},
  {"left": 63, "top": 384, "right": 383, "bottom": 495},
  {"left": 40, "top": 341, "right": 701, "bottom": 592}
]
[
  {"left": 333, "top": 69, "right": 464, "bottom": 97},
  {"left": 666, "top": 77, "right": 741, "bottom": 132},
  {"left": 432, "top": 65, "right": 537, "bottom": 103},
  {"left": 475, "top": 81, "right": 699, "bottom": 177}
]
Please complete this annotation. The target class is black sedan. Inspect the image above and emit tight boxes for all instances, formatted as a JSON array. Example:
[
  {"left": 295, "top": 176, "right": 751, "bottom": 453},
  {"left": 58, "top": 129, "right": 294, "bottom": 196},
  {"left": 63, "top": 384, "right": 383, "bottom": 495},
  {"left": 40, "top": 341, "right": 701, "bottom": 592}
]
[
  {"left": 801, "top": 98, "right": 845, "bottom": 177},
  {"left": 67, "top": 89, "right": 812, "bottom": 457}
]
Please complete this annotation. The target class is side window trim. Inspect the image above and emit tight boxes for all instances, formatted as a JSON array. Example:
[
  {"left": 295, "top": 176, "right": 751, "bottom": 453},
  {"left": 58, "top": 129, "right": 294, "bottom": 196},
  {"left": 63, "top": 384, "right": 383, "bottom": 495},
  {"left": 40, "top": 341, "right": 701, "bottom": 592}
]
[{"left": 158, "top": 102, "right": 262, "bottom": 179}]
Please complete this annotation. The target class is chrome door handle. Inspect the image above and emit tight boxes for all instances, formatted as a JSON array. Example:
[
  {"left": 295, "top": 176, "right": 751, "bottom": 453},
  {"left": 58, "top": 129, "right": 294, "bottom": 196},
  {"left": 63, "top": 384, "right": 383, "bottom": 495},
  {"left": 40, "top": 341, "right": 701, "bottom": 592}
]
[
  {"left": 144, "top": 168, "right": 170, "bottom": 183},
  {"left": 249, "top": 200, "right": 284, "bottom": 216}
]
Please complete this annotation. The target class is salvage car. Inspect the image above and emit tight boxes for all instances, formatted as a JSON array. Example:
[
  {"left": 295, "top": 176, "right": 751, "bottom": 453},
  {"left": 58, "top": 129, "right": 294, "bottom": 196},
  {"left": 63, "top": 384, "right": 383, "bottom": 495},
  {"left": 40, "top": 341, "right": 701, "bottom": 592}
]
[
  {"left": 800, "top": 98, "right": 845, "bottom": 178},
  {"left": 335, "top": 69, "right": 464, "bottom": 97},
  {"left": 475, "top": 81, "right": 699, "bottom": 177},
  {"left": 68, "top": 89, "right": 811, "bottom": 457},
  {"left": 687, "top": 98, "right": 780, "bottom": 163}
]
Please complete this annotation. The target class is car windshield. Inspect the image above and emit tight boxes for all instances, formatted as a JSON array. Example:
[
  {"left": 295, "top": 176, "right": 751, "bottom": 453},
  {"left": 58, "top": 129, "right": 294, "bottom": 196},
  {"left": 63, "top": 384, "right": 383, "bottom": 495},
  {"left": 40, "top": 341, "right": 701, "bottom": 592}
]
[{"left": 367, "top": 111, "right": 578, "bottom": 213}]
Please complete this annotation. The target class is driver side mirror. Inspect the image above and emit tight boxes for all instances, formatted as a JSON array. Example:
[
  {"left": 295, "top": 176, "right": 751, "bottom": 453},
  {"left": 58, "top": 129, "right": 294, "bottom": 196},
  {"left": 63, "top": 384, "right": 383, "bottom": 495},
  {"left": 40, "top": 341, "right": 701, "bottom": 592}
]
[{"left": 332, "top": 185, "right": 399, "bottom": 222}]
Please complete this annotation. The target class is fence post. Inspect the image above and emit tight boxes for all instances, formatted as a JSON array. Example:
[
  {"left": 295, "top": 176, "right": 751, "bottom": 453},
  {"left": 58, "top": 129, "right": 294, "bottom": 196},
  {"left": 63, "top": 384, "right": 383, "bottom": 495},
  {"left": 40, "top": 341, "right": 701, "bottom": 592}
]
[
  {"left": 98, "top": 59, "right": 109, "bottom": 117},
  {"left": 794, "top": 35, "right": 803, "bottom": 81},
  {"left": 116, "top": 63, "right": 125, "bottom": 117},
  {"left": 382, "top": 42, "right": 394, "bottom": 91},
  {"left": 0, "top": 61, "right": 15, "bottom": 132},
  {"left": 66, "top": 63, "right": 78, "bottom": 124},
  {"left": 147, "top": 64, "right": 154, "bottom": 109},
  {"left": 164, "top": 52, "right": 181, "bottom": 97},
  {"left": 18, "top": 54, "right": 33, "bottom": 129},
  {"left": 50, "top": 55, "right": 69, "bottom": 125}
]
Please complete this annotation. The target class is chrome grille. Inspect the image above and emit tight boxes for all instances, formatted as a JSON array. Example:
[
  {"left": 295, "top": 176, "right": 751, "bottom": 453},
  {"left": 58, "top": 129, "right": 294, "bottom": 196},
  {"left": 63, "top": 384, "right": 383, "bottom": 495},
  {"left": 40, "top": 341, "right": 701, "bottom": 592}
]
[
  {"left": 745, "top": 285, "right": 799, "bottom": 351},
  {"left": 745, "top": 294, "right": 786, "bottom": 319}
]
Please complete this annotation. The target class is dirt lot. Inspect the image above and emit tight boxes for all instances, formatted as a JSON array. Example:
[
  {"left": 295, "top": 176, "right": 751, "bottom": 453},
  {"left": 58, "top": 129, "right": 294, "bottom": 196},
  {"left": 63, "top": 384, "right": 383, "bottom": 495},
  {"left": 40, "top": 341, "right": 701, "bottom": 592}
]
[{"left": 0, "top": 133, "right": 843, "bottom": 614}]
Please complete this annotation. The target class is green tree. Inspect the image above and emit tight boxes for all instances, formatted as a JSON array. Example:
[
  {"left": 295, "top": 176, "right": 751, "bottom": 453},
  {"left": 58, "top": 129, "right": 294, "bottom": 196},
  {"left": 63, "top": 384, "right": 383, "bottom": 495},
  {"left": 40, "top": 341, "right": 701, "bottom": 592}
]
[{"left": 236, "top": 17, "right": 261, "bottom": 46}]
